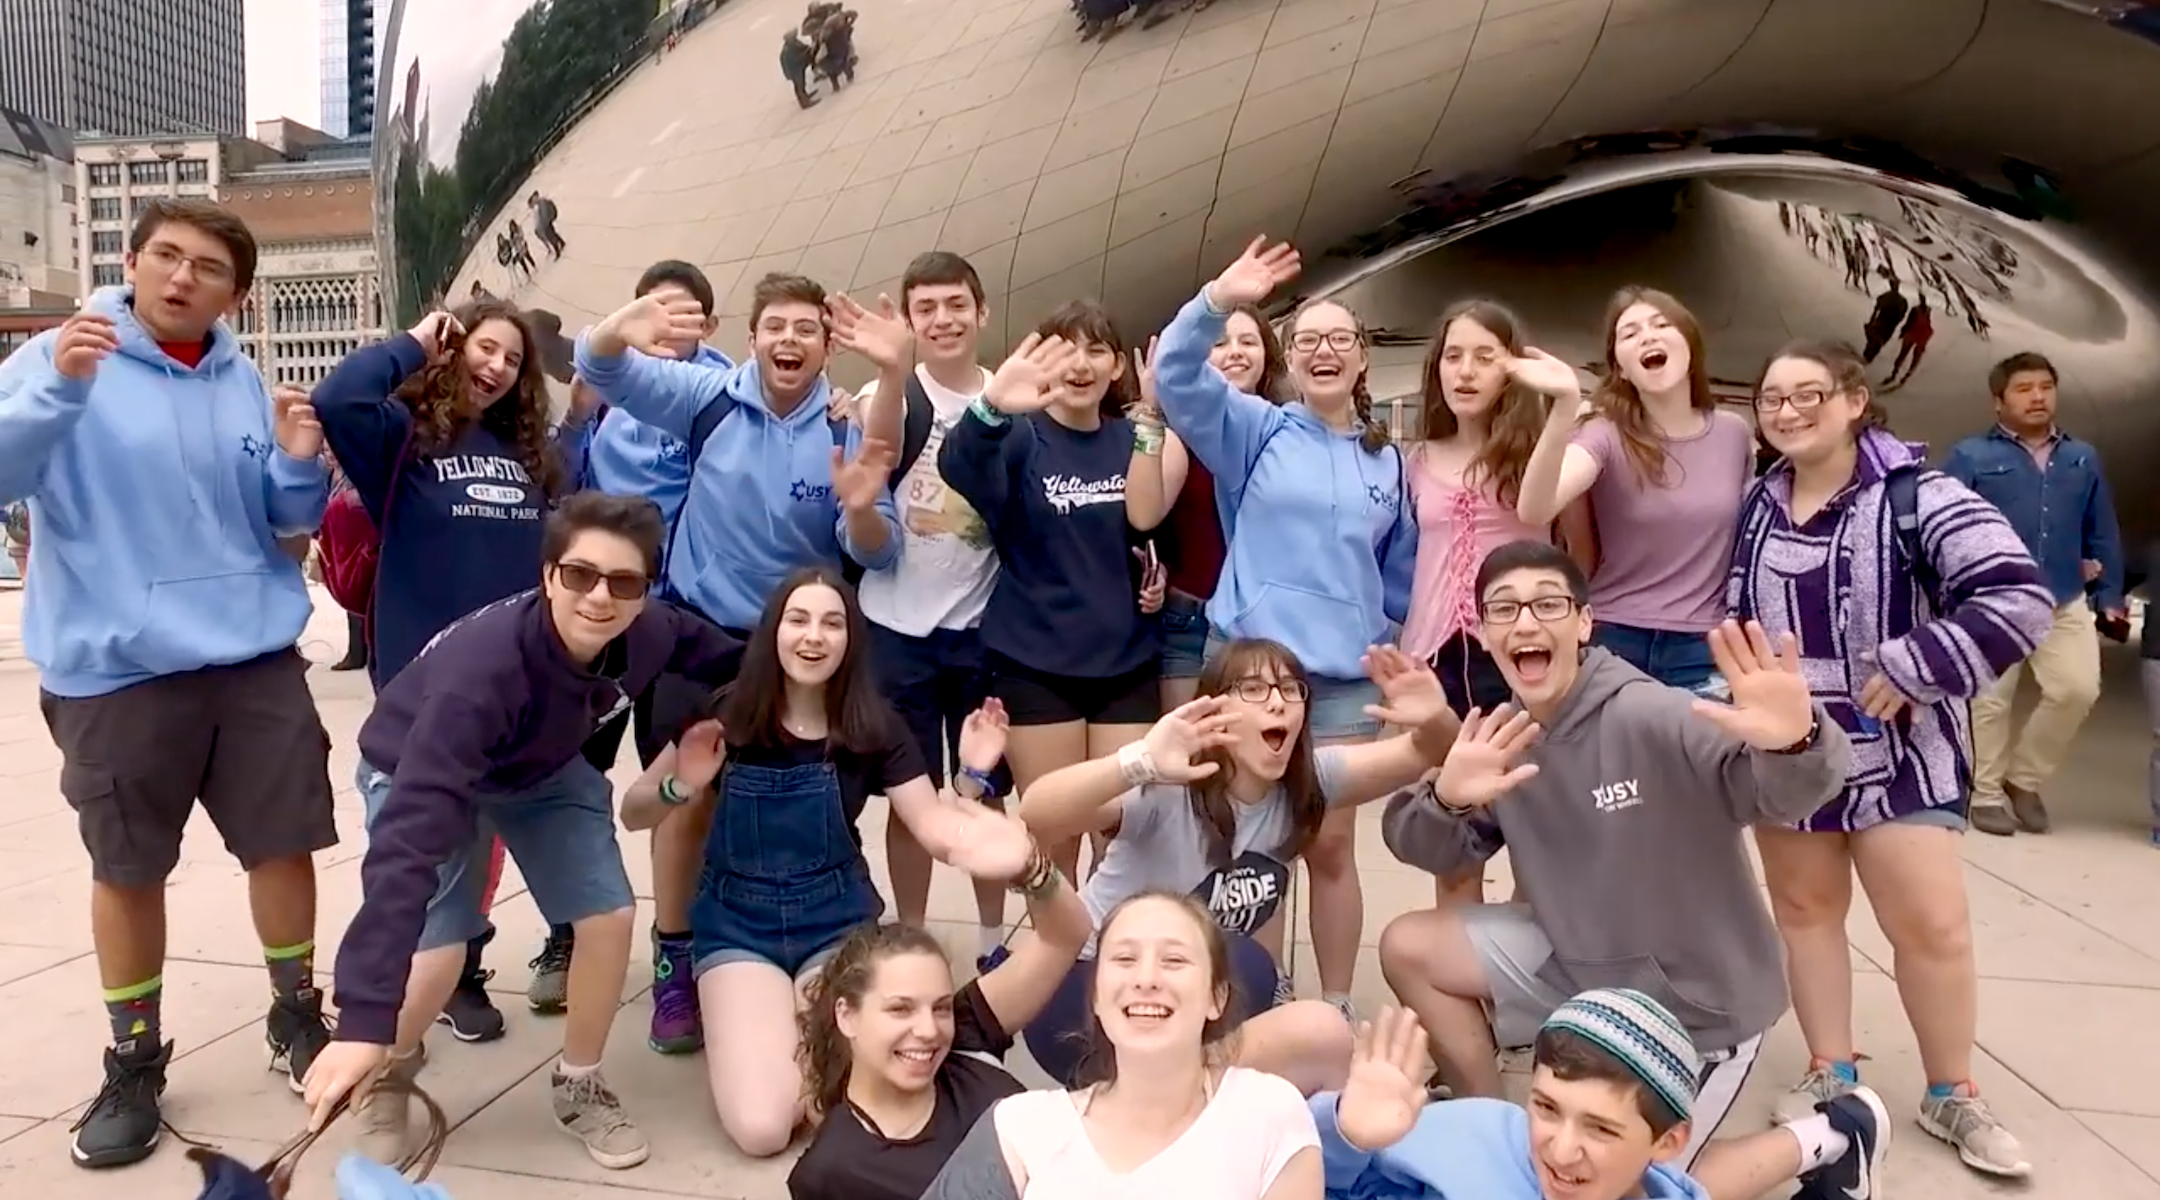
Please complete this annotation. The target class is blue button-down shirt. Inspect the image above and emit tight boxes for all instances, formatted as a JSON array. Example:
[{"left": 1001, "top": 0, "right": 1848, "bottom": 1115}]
[{"left": 1942, "top": 424, "right": 2123, "bottom": 611}]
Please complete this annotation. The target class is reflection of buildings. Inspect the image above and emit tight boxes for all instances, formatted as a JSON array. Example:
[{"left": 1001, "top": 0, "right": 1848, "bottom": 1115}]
[
  {"left": 220, "top": 121, "right": 384, "bottom": 387},
  {"left": 0, "top": 107, "right": 79, "bottom": 309},
  {"left": 320, "top": 0, "right": 378, "bottom": 141},
  {"left": 0, "top": 0, "right": 246, "bottom": 136}
]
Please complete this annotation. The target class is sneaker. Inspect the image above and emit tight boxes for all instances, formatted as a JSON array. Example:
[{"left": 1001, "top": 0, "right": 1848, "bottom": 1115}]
[
  {"left": 1917, "top": 1084, "right": 2032, "bottom": 1178},
  {"left": 648, "top": 937, "right": 702, "bottom": 1055},
  {"left": 1773, "top": 1062, "right": 1859, "bottom": 1126},
  {"left": 975, "top": 944, "right": 1011, "bottom": 975},
  {"left": 528, "top": 929, "right": 573, "bottom": 1014},
  {"left": 356, "top": 1047, "right": 426, "bottom": 1166},
  {"left": 552, "top": 1069, "right": 650, "bottom": 1169},
  {"left": 266, "top": 989, "right": 335, "bottom": 1094},
  {"left": 437, "top": 968, "right": 506, "bottom": 1043},
  {"left": 70, "top": 1039, "right": 170, "bottom": 1169},
  {"left": 1796, "top": 1086, "right": 1890, "bottom": 1200}
]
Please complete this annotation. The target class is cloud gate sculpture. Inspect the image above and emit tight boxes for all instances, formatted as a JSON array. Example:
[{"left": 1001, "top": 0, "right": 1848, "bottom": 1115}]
[{"left": 375, "top": 0, "right": 2160, "bottom": 536}]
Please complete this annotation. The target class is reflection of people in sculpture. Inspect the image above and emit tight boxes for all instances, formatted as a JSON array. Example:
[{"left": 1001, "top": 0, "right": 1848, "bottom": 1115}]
[
  {"left": 1859, "top": 274, "right": 1906, "bottom": 364},
  {"left": 780, "top": 31, "right": 819, "bottom": 108},
  {"left": 505, "top": 221, "right": 538, "bottom": 277},
  {"left": 1885, "top": 300, "right": 1934, "bottom": 387},
  {"left": 816, "top": 8, "right": 857, "bottom": 89},
  {"left": 527, "top": 192, "right": 567, "bottom": 260}
]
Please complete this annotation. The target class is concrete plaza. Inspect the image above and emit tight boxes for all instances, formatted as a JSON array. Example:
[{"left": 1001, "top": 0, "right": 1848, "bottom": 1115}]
[{"left": 0, "top": 585, "right": 2153, "bottom": 1198}]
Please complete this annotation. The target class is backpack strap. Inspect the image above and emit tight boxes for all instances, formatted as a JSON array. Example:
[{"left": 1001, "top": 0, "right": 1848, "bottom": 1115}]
[
  {"left": 896, "top": 372, "right": 937, "bottom": 479},
  {"left": 1886, "top": 466, "right": 1942, "bottom": 612},
  {"left": 661, "top": 391, "right": 738, "bottom": 597}
]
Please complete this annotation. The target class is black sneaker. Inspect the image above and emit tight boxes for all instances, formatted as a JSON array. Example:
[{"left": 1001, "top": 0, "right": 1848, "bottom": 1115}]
[
  {"left": 266, "top": 988, "right": 334, "bottom": 1093},
  {"left": 70, "top": 1039, "right": 170, "bottom": 1169},
  {"left": 1797, "top": 1085, "right": 1891, "bottom": 1200},
  {"left": 437, "top": 968, "right": 507, "bottom": 1042}
]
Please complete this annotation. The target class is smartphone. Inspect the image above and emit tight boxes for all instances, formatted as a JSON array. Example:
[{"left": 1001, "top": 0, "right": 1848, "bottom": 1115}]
[{"left": 1142, "top": 539, "right": 1161, "bottom": 579}]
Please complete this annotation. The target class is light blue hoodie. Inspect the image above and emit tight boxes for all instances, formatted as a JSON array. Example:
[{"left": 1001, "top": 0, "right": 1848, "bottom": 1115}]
[
  {"left": 1154, "top": 291, "right": 1418, "bottom": 680},
  {"left": 573, "top": 335, "right": 901, "bottom": 629},
  {"left": 585, "top": 343, "right": 733, "bottom": 524},
  {"left": 1313, "top": 1094, "right": 1710, "bottom": 1200},
  {"left": 0, "top": 287, "right": 328, "bottom": 697}
]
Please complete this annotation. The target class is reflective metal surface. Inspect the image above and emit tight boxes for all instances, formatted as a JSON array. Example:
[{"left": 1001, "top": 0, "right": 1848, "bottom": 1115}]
[{"left": 376, "top": 0, "right": 2160, "bottom": 531}]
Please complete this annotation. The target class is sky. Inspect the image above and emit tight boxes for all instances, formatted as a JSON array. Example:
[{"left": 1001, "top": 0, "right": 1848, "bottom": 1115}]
[{"left": 244, "top": 0, "right": 322, "bottom": 128}]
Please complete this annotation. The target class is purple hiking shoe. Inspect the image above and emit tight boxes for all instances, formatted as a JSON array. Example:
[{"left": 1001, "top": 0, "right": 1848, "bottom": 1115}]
[{"left": 648, "top": 935, "right": 702, "bottom": 1054}]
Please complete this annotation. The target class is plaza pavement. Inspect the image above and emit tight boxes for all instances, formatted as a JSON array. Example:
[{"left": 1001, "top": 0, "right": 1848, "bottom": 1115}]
[{"left": 0, "top": 584, "right": 2153, "bottom": 1198}]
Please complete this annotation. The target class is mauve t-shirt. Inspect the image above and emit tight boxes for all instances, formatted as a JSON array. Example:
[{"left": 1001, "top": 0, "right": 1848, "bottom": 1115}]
[{"left": 1573, "top": 409, "right": 1751, "bottom": 632}]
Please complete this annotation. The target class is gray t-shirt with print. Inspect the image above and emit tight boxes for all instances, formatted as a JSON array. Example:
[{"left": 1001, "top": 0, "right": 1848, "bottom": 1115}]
[{"left": 1079, "top": 748, "right": 1349, "bottom": 948}]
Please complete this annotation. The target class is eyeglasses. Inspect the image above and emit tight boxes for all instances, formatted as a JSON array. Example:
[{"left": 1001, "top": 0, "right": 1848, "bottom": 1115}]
[
  {"left": 139, "top": 242, "right": 235, "bottom": 287},
  {"left": 555, "top": 561, "right": 652, "bottom": 600},
  {"left": 1480, "top": 596, "right": 1580, "bottom": 626},
  {"left": 1228, "top": 677, "right": 1310, "bottom": 703},
  {"left": 1288, "top": 329, "right": 1363, "bottom": 354},
  {"left": 1753, "top": 389, "right": 1829, "bottom": 414}
]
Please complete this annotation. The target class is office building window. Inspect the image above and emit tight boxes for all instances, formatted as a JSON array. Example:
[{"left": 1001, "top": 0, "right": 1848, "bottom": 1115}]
[
  {"left": 177, "top": 159, "right": 209, "bottom": 184},
  {"left": 90, "top": 197, "right": 121, "bottom": 221},
  {"left": 128, "top": 161, "right": 168, "bottom": 186},
  {"left": 88, "top": 163, "right": 120, "bottom": 187},
  {"left": 62, "top": 184, "right": 77, "bottom": 204},
  {"left": 93, "top": 264, "right": 124, "bottom": 287},
  {"left": 92, "top": 231, "right": 122, "bottom": 255}
]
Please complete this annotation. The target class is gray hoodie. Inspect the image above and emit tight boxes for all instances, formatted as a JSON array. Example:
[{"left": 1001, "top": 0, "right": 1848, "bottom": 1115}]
[{"left": 1382, "top": 648, "right": 1851, "bottom": 1053}]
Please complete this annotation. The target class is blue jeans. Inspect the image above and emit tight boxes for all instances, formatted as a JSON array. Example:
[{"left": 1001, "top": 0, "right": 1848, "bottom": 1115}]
[
  {"left": 1021, "top": 932, "right": 1280, "bottom": 1087},
  {"left": 356, "top": 756, "right": 632, "bottom": 955},
  {"left": 1159, "top": 592, "right": 1211, "bottom": 680},
  {"left": 690, "top": 757, "right": 882, "bottom": 979},
  {"left": 1592, "top": 621, "right": 1726, "bottom": 697}
]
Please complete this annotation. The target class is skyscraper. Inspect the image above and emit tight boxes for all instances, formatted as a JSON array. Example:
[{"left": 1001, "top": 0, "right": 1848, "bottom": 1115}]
[
  {"left": 0, "top": 0, "right": 245, "bottom": 136},
  {"left": 319, "top": 0, "right": 376, "bottom": 140}
]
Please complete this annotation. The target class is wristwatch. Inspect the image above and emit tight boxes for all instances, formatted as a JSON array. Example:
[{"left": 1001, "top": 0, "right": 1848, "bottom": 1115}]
[{"left": 1766, "top": 715, "right": 1821, "bottom": 756}]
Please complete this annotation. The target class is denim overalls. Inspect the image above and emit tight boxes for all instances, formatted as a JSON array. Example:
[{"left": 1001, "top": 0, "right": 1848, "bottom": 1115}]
[{"left": 689, "top": 753, "right": 883, "bottom": 979}]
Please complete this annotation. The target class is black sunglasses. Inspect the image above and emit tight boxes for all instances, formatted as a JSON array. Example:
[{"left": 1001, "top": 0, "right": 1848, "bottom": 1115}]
[{"left": 555, "top": 561, "right": 652, "bottom": 601}]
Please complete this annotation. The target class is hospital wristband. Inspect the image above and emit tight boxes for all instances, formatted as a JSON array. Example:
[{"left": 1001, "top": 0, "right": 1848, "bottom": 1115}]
[
  {"left": 956, "top": 766, "right": 1000, "bottom": 801},
  {"left": 1133, "top": 420, "right": 1165, "bottom": 456},
  {"left": 1117, "top": 740, "right": 1160, "bottom": 787},
  {"left": 659, "top": 775, "right": 691, "bottom": 807}
]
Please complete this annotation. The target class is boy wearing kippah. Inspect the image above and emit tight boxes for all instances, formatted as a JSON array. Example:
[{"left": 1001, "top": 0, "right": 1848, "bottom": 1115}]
[{"left": 1315, "top": 995, "right": 1890, "bottom": 1200}]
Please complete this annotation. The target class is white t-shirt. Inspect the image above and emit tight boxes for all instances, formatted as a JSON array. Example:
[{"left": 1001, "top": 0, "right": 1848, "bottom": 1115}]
[
  {"left": 995, "top": 1068, "right": 1317, "bottom": 1200},
  {"left": 857, "top": 363, "right": 1000, "bottom": 637},
  {"left": 1080, "top": 749, "right": 1349, "bottom": 950}
]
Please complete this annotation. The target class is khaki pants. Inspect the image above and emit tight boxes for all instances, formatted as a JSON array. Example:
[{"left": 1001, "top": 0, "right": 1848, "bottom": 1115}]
[{"left": 1971, "top": 600, "right": 2102, "bottom": 807}]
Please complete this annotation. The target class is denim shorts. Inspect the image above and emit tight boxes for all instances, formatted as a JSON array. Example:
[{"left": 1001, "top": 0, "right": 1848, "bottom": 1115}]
[
  {"left": 357, "top": 756, "right": 634, "bottom": 955},
  {"left": 1204, "top": 628, "right": 1382, "bottom": 741},
  {"left": 1159, "top": 592, "right": 1211, "bottom": 680},
  {"left": 1592, "top": 621, "right": 1729, "bottom": 699}
]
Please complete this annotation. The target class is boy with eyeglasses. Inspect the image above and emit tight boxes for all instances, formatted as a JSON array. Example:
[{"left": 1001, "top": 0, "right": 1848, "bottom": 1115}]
[
  {"left": 304, "top": 493, "right": 743, "bottom": 1171},
  {"left": 1377, "top": 539, "right": 1852, "bottom": 1169}
]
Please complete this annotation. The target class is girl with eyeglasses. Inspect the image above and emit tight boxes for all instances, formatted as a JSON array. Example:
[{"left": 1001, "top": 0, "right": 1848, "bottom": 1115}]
[
  {"left": 1516, "top": 287, "right": 1753, "bottom": 694},
  {"left": 1150, "top": 237, "right": 1420, "bottom": 1023},
  {"left": 1728, "top": 340, "right": 2049, "bottom": 1180},
  {"left": 1010, "top": 637, "right": 1459, "bottom": 1092},
  {"left": 618, "top": 565, "right": 1037, "bottom": 1158}
]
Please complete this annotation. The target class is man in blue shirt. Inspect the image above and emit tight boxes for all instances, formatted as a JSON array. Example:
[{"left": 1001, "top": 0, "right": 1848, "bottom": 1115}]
[{"left": 1942, "top": 351, "right": 2123, "bottom": 837}]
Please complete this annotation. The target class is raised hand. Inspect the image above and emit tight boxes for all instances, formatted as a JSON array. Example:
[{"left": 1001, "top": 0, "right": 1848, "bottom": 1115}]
[
  {"left": 1690, "top": 620, "right": 1816, "bottom": 749},
  {"left": 958, "top": 699, "right": 1010, "bottom": 775},
  {"left": 1129, "top": 337, "right": 1160, "bottom": 414},
  {"left": 672, "top": 719, "right": 727, "bottom": 793},
  {"left": 1502, "top": 347, "right": 1585, "bottom": 399},
  {"left": 1432, "top": 705, "right": 1542, "bottom": 809},
  {"left": 407, "top": 311, "right": 465, "bottom": 360},
  {"left": 273, "top": 386, "right": 324, "bottom": 459},
  {"left": 943, "top": 802, "right": 1037, "bottom": 883},
  {"left": 827, "top": 292, "right": 913, "bottom": 370},
  {"left": 606, "top": 292, "right": 706, "bottom": 357},
  {"left": 984, "top": 333, "right": 1082, "bottom": 414},
  {"left": 831, "top": 436, "right": 897, "bottom": 513},
  {"left": 1139, "top": 695, "right": 1240, "bottom": 783},
  {"left": 1206, "top": 237, "right": 1301, "bottom": 309},
  {"left": 1361, "top": 645, "right": 1451, "bottom": 731},
  {"left": 1335, "top": 1006, "right": 1431, "bottom": 1152},
  {"left": 51, "top": 313, "right": 119, "bottom": 380}
]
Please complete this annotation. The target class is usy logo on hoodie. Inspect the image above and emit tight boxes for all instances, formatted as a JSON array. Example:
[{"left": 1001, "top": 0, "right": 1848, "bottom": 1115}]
[{"left": 1590, "top": 777, "right": 1644, "bottom": 814}]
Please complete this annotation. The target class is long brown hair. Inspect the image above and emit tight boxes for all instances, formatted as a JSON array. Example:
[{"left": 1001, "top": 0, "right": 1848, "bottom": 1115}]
[
  {"left": 1289, "top": 299, "right": 1390, "bottom": 453},
  {"left": 1222, "top": 303, "right": 1291, "bottom": 402},
  {"left": 1590, "top": 286, "right": 1714, "bottom": 488},
  {"left": 1413, "top": 300, "right": 1546, "bottom": 508},
  {"left": 715, "top": 565, "right": 897, "bottom": 755},
  {"left": 1039, "top": 299, "right": 1138, "bottom": 418},
  {"left": 1072, "top": 891, "right": 1241, "bottom": 1088},
  {"left": 797, "top": 922, "right": 949, "bottom": 1118},
  {"left": 392, "top": 298, "right": 562, "bottom": 498},
  {"left": 1185, "top": 638, "right": 1325, "bottom": 867}
]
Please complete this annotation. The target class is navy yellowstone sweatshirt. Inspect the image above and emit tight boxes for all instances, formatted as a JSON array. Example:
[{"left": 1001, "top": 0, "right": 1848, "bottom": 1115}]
[
  {"left": 313, "top": 333, "right": 550, "bottom": 690},
  {"left": 332, "top": 592, "right": 743, "bottom": 1045}
]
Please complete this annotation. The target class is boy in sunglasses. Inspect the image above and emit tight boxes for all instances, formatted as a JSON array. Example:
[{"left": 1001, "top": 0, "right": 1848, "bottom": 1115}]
[{"left": 306, "top": 493, "right": 744, "bottom": 1171}]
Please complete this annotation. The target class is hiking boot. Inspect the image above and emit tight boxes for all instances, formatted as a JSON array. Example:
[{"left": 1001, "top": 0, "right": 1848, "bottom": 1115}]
[
  {"left": 356, "top": 1046, "right": 426, "bottom": 1165},
  {"left": 2005, "top": 784, "right": 2051, "bottom": 834},
  {"left": 70, "top": 1039, "right": 170, "bottom": 1169},
  {"left": 648, "top": 935, "right": 702, "bottom": 1054},
  {"left": 528, "top": 927, "right": 573, "bottom": 1014},
  {"left": 1773, "top": 1061, "right": 1858, "bottom": 1125},
  {"left": 266, "top": 988, "right": 335, "bottom": 1093},
  {"left": 1918, "top": 1084, "right": 2031, "bottom": 1178},
  {"left": 552, "top": 1069, "right": 650, "bottom": 1169},
  {"left": 437, "top": 968, "right": 506, "bottom": 1043},
  {"left": 1969, "top": 803, "right": 2019, "bottom": 837},
  {"left": 1795, "top": 1086, "right": 1890, "bottom": 1200}
]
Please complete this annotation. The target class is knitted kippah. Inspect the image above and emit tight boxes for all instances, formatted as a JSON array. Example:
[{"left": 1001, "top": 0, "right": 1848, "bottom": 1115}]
[{"left": 1542, "top": 988, "right": 1702, "bottom": 1124}]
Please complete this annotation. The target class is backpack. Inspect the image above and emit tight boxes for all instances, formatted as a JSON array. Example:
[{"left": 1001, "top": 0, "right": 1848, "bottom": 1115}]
[
  {"left": 317, "top": 429, "right": 414, "bottom": 618},
  {"left": 664, "top": 385, "right": 859, "bottom": 596},
  {"left": 1885, "top": 465, "right": 1942, "bottom": 612}
]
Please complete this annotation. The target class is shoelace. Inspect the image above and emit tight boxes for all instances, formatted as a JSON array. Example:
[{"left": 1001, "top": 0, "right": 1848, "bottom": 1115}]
[
  {"left": 73, "top": 1054, "right": 210, "bottom": 1152},
  {"left": 561, "top": 1074, "right": 634, "bottom": 1135},
  {"left": 1939, "top": 1092, "right": 2000, "bottom": 1135},
  {"left": 529, "top": 937, "right": 572, "bottom": 974},
  {"left": 458, "top": 967, "right": 497, "bottom": 994},
  {"left": 652, "top": 974, "right": 698, "bottom": 1024}
]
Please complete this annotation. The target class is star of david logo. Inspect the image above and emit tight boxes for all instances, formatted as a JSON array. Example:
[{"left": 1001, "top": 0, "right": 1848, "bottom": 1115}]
[{"left": 240, "top": 434, "right": 269, "bottom": 460}]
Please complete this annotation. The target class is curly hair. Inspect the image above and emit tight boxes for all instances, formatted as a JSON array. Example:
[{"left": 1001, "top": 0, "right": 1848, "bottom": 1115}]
[
  {"left": 797, "top": 922, "right": 950, "bottom": 1118},
  {"left": 392, "top": 298, "right": 562, "bottom": 499}
]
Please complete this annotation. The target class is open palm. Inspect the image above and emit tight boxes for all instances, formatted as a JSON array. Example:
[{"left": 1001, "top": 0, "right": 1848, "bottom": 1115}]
[
  {"left": 1336, "top": 1007, "right": 1430, "bottom": 1152},
  {"left": 673, "top": 720, "right": 727, "bottom": 793},
  {"left": 831, "top": 437, "right": 897, "bottom": 513},
  {"left": 957, "top": 699, "right": 1010, "bottom": 775},
  {"left": 616, "top": 293, "right": 705, "bottom": 356},
  {"left": 828, "top": 292, "right": 913, "bottom": 369},
  {"left": 985, "top": 333, "right": 1082, "bottom": 414},
  {"left": 1141, "top": 696, "right": 1240, "bottom": 783},
  {"left": 1689, "top": 620, "right": 1815, "bottom": 750},
  {"left": 1208, "top": 237, "right": 1301, "bottom": 308},
  {"left": 1502, "top": 347, "right": 1584, "bottom": 399},
  {"left": 1361, "top": 646, "right": 1451, "bottom": 732},
  {"left": 944, "top": 803, "right": 1035, "bottom": 882},
  {"left": 1432, "top": 705, "right": 1543, "bottom": 809}
]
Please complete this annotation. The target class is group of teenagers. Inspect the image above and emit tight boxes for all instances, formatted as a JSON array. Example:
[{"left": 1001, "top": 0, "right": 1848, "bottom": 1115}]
[{"left": 0, "top": 195, "right": 2066, "bottom": 1199}]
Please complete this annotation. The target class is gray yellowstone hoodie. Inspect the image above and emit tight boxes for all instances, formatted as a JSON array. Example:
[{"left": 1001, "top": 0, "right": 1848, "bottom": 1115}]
[{"left": 1383, "top": 647, "right": 1851, "bottom": 1052}]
